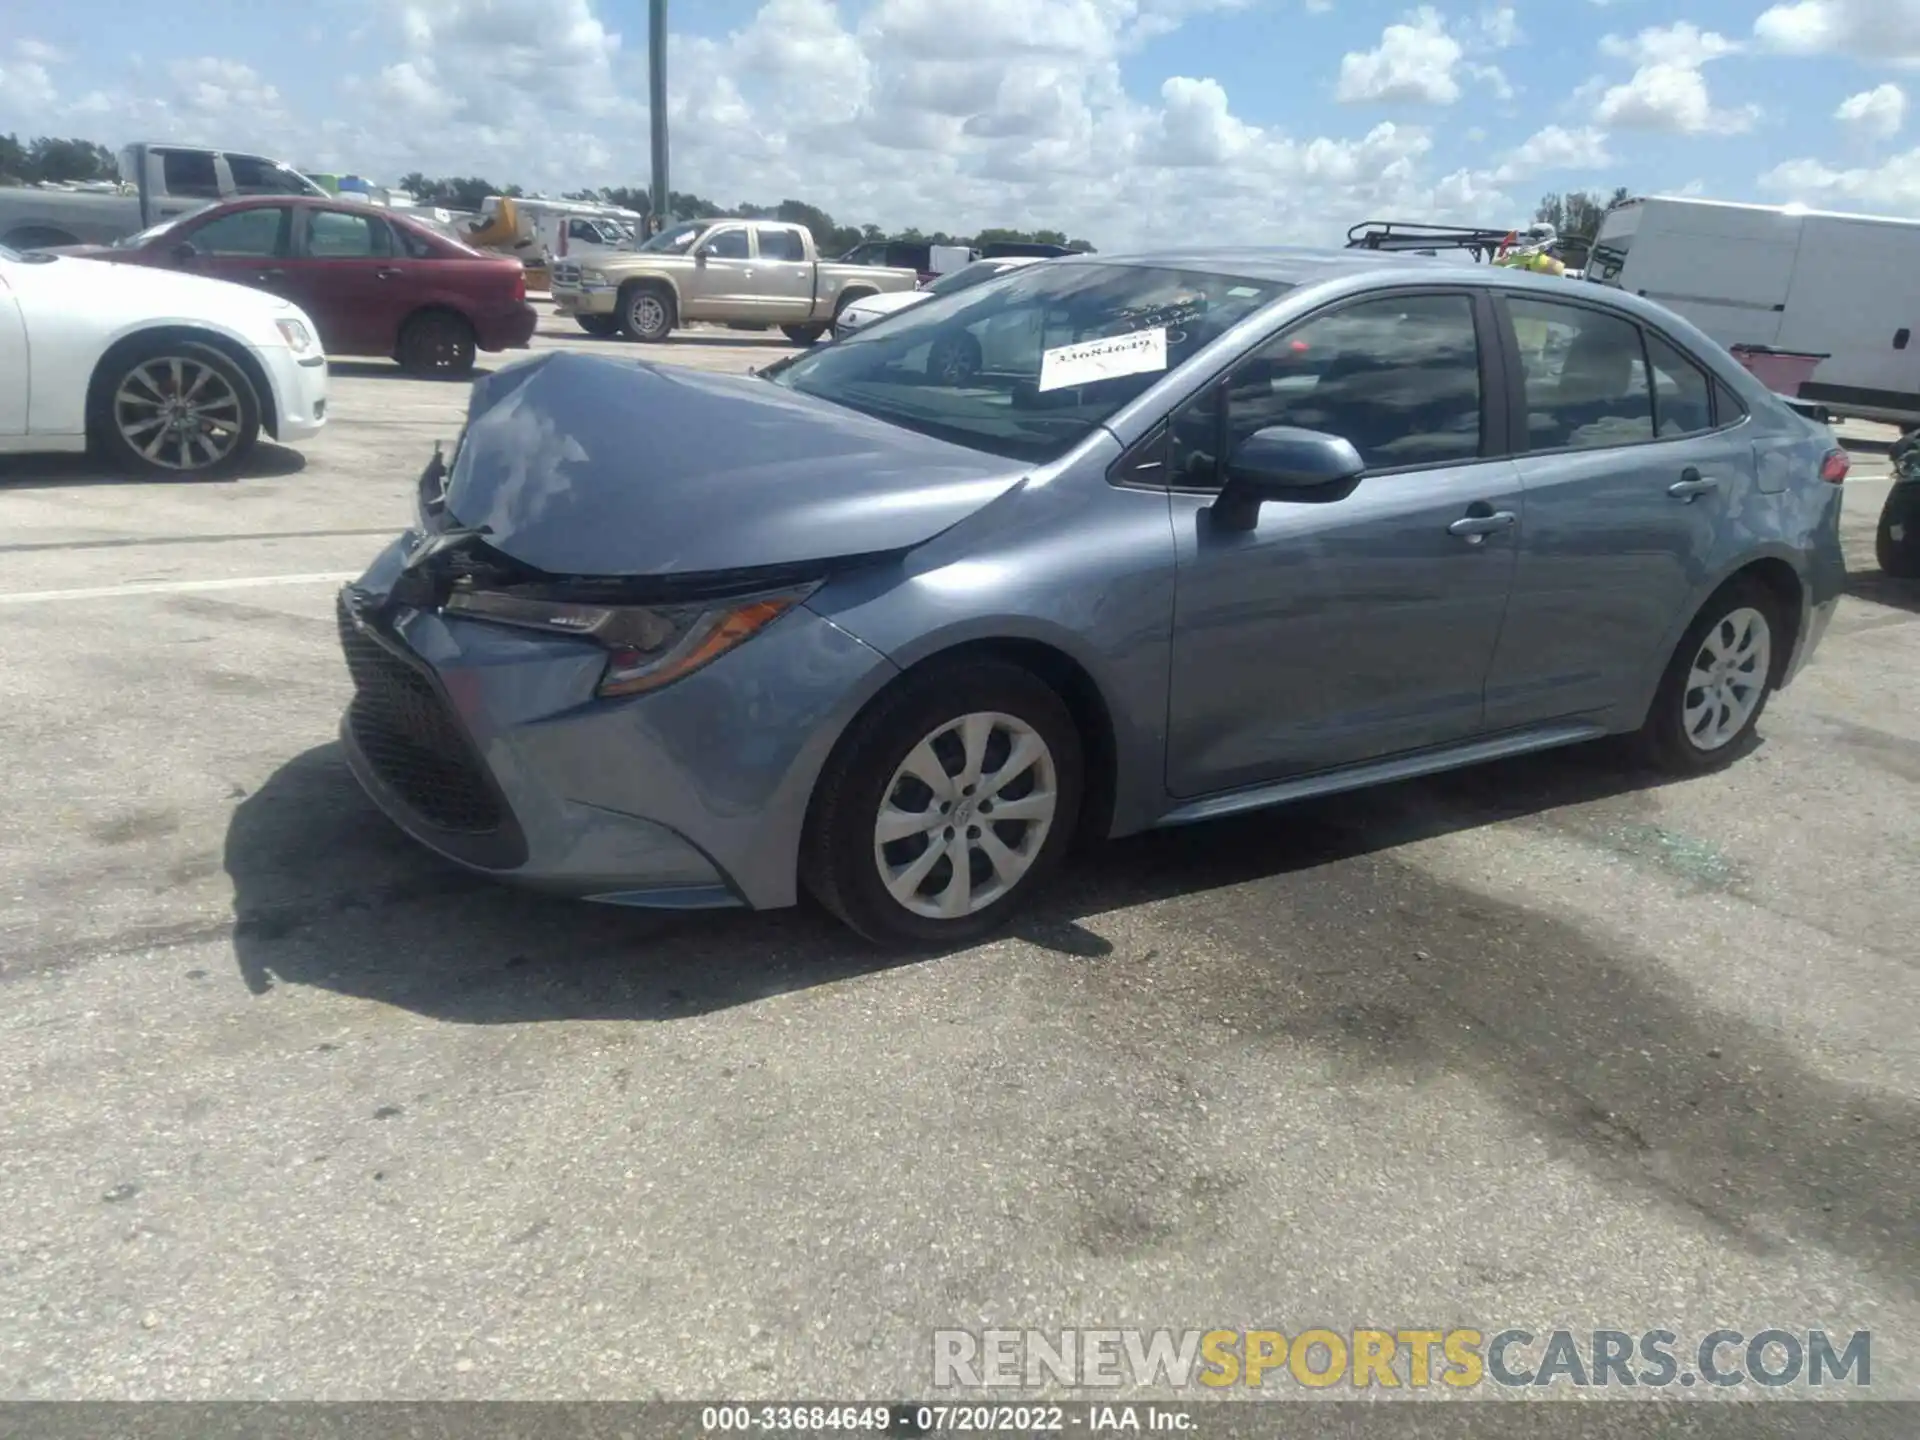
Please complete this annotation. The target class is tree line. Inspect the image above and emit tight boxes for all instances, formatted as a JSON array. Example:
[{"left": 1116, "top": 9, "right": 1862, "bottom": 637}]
[
  {"left": 398, "top": 175, "right": 1096, "bottom": 255},
  {"left": 0, "top": 135, "right": 121, "bottom": 186}
]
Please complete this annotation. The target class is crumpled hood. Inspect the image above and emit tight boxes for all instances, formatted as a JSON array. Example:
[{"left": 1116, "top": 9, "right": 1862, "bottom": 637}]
[{"left": 440, "top": 349, "right": 1028, "bottom": 576}]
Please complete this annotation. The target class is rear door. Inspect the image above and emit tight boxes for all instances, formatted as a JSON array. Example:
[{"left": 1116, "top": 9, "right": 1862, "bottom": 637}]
[
  {"left": 1483, "top": 292, "right": 1749, "bottom": 728},
  {"left": 1776, "top": 216, "right": 1920, "bottom": 409},
  {"left": 752, "top": 225, "right": 816, "bottom": 323},
  {"left": 1165, "top": 289, "right": 1524, "bottom": 794},
  {"left": 282, "top": 207, "right": 407, "bottom": 355}
]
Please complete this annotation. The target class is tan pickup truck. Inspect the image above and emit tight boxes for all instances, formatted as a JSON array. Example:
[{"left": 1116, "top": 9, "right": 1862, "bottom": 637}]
[{"left": 549, "top": 218, "right": 918, "bottom": 345}]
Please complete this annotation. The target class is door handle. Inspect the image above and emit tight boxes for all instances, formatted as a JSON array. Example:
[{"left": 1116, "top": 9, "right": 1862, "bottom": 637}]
[
  {"left": 375, "top": 266, "right": 402, "bottom": 280},
  {"left": 1447, "top": 510, "right": 1517, "bottom": 542},
  {"left": 258, "top": 268, "right": 285, "bottom": 280},
  {"left": 1668, "top": 469, "right": 1719, "bottom": 500}
]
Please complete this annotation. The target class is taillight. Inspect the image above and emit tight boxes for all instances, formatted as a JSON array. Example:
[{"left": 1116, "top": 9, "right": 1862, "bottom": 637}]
[
  {"left": 1821, "top": 448, "right": 1850, "bottom": 484},
  {"left": 514, "top": 268, "right": 526, "bottom": 301}
]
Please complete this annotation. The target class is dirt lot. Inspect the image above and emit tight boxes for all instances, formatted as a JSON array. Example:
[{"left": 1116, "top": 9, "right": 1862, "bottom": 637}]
[{"left": 1, "top": 311, "right": 1916, "bottom": 1412}]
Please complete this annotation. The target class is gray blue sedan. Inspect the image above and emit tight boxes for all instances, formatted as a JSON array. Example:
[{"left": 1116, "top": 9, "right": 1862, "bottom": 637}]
[{"left": 336, "top": 247, "right": 1847, "bottom": 946}]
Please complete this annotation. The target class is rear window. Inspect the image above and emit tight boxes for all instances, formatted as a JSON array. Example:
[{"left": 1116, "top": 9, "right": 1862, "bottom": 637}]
[{"left": 161, "top": 151, "right": 219, "bottom": 199}]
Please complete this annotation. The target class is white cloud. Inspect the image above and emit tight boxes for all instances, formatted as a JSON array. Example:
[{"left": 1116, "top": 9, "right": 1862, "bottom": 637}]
[
  {"left": 13, "top": 38, "right": 66, "bottom": 64},
  {"left": 1336, "top": 8, "right": 1465, "bottom": 105},
  {"left": 0, "top": 2, "right": 1542, "bottom": 249},
  {"left": 1499, "top": 124, "right": 1615, "bottom": 178},
  {"left": 0, "top": 59, "right": 57, "bottom": 110},
  {"left": 1755, "top": 0, "right": 1920, "bottom": 63},
  {"left": 1760, "top": 151, "right": 1920, "bottom": 211},
  {"left": 1836, "top": 83, "right": 1907, "bottom": 139},
  {"left": 1593, "top": 23, "right": 1758, "bottom": 134}
]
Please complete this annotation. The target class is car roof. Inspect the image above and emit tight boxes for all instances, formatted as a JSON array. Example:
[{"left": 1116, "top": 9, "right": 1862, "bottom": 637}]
[{"left": 1075, "top": 244, "right": 1499, "bottom": 286}]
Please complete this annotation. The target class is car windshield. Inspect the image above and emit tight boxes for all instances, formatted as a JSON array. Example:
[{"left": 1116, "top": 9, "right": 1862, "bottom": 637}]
[
  {"left": 116, "top": 204, "right": 216, "bottom": 247},
  {"left": 769, "top": 261, "right": 1293, "bottom": 463},
  {"left": 925, "top": 260, "right": 1027, "bottom": 297},
  {"left": 638, "top": 221, "right": 707, "bottom": 253}
]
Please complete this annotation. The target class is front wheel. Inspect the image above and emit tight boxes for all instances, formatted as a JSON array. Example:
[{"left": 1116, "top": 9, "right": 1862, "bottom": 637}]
[
  {"left": 781, "top": 323, "right": 827, "bottom": 346},
  {"left": 575, "top": 314, "right": 619, "bottom": 338},
  {"left": 1635, "top": 579, "right": 1781, "bottom": 774},
  {"left": 1876, "top": 482, "right": 1920, "bottom": 579},
  {"left": 93, "top": 339, "right": 261, "bottom": 477},
  {"left": 619, "top": 284, "right": 675, "bottom": 342},
  {"left": 802, "top": 660, "right": 1084, "bottom": 949}
]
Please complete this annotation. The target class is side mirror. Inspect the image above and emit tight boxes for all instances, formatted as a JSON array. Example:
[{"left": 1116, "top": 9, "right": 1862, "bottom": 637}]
[
  {"left": 170, "top": 241, "right": 199, "bottom": 264},
  {"left": 1211, "top": 426, "right": 1365, "bottom": 531},
  {"left": 693, "top": 245, "right": 710, "bottom": 265}
]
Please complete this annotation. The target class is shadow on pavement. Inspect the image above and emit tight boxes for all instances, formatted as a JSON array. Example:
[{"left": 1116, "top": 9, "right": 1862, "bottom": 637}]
[
  {"left": 0, "top": 442, "right": 306, "bottom": 490},
  {"left": 226, "top": 732, "right": 1920, "bottom": 1294},
  {"left": 324, "top": 361, "right": 496, "bottom": 382},
  {"left": 1845, "top": 568, "right": 1920, "bottom": 613}
]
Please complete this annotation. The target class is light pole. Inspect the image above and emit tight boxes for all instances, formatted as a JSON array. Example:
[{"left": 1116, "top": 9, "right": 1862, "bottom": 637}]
[{"left": 649, "top": 0, "right": 669, "bottom": 227}]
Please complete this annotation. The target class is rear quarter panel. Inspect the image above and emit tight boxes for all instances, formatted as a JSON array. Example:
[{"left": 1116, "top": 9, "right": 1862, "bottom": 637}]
[{"left": 812, "top": 263, "right": 918, "bottom": 314}]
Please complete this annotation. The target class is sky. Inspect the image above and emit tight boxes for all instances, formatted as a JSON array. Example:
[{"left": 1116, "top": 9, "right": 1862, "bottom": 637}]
[{"left": 2, "top": 0, "right": 1919, "bottom": 250}]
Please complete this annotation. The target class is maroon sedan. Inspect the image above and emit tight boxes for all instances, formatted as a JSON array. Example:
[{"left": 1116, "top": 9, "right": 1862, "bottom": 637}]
[{"left": 69, "top": 196, "right": 537, "bottom": 377}]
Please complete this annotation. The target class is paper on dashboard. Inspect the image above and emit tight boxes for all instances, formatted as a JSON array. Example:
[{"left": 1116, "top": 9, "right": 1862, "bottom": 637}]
[{"left": 1037, "top": 327, "right": 1168, "bottom": 393}]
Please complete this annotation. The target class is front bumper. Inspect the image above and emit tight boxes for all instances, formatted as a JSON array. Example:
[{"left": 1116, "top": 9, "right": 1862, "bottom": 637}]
[
  {"left": 334, "top": 537, "right": 898, "bottom": 910},
  {"left": 259, "top": 344, "right": 329, "bottom": 442},
  {"left": 550, "top": 286, "right": 617, "bottom": 318}
]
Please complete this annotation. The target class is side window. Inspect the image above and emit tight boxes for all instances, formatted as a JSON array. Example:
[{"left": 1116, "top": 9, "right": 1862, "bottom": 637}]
[
  {"left": 305, "top": 210, "right": 392, "bottom": 259},
  {"left": 1644, "top": 330, "right": 1716, "bottom": 437},
  {"left": 160, "top": 150, "right": 220, "bottom": 199},
  {"left": 1168, "top": 292, "right": 1484, "bottom": 486},
  {"left": 396, "top": 224, "right": 436, "bottom": 259},
  {"left": 568, "top": 218, "right": 597, "bottom": 241},
  {"left": 757, "top": 226, "right": 806, "bottom": 262},
  {"left": 1712, "top": 377, "right": 1749, "bottom": 427},
  {"left": 225, "top": 155, "right": 310, "bottom": 196},
  {"left": 703, "top": 227, "right": 750, "bottom": 260},
  {"left": 184, "top": 207, "right": 288, "bottom": 257},
  {"left": 1508, "top": 297, "right": 1653, "bottom": 451}
]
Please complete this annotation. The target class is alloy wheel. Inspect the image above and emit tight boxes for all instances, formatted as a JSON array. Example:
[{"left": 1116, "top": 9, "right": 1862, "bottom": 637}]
[
  {"left": 630, "top": 293, "right": 667, "bottom": 336},
  {"left": 1682, "top": 606, "right": 1771, "bottom": 751},
  {"left": 113, "top": 356, "right": 244, "bottom": 471},
  {"left": 872, "top": 711, "right": 1059, "bottom": 920}
]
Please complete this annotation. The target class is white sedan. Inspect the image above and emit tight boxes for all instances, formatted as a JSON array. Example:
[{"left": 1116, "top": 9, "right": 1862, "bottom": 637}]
[
  {"left": 0, "top": 240, "right": 329, "bottom": 476},
  {"left": 833, "top": 255, "right": 1048, "bottom": 340}
]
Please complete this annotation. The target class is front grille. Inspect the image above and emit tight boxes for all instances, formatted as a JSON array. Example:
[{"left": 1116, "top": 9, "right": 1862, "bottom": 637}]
[
  {"left": 552, "top": 260, "right": 582, "bottom": 286},
  {"left": 336, "top": 593, "right": 504, "bottom": 834}
]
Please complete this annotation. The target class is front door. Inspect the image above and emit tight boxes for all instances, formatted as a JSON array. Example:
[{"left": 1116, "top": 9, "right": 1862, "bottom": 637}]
[
  {"left": 752, "top": 225, "right": 816, "bottom": 324},
  {"left": 1483, "top": 293, "right": 1740, "bottom": 728},
  {"left": 1166, "top": 290, "right": 1523, "bottom": 797},
  {"left": 169, "top": 205, "right": 294, "bottom": 302},
  {"left": 281, "top": 207, "right": 408, "bottom": 356},
  {"left": 680, "top": 224, "right": 757, "bottom": 321}
]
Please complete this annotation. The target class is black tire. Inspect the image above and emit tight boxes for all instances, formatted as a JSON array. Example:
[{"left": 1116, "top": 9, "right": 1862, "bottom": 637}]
[
  {"left": 782, "top": 323, "right": 828, "bottom": 346},
  {"left": 1878, "top": 483, "right": 1920, "bottom": 579},
  {"left": 619, "top": 282, "right": 675, "bottom": 342},
  {"left": 397, "top": 310, "right": 476, "bottom": 377},
  {"left": 1634, "top": 577, "right": 1784, "bottom": 775},
  {"left": 926, "top": 330, "right": 983, "bottom": 386},
  {"left": 575, "top": 314, "right": 620, "bottom": 338},
  {"left": 91, "top": 337, "right": 261, "bottom": 478},
  {"left": 802, "top": 659, "right": 1085, "bottom": 949}
]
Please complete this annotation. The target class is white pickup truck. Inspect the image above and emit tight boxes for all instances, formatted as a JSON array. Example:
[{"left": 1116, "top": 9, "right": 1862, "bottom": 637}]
[
  {"left": 0, "top": 142, "right": 328, "bottom": 250},
  {"left": 549, "top": 218, "right": 918, "bottom": 344}
]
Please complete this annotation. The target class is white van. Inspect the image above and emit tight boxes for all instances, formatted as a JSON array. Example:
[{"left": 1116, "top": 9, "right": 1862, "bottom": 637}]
[{"left": 1585, "top": 195, "right": 1920, "bottom": 425}]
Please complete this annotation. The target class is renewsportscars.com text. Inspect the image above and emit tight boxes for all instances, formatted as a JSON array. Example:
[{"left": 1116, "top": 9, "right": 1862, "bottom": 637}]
[{"left": 931, "top": 1327, "right": 1871, "bottom": 1391}]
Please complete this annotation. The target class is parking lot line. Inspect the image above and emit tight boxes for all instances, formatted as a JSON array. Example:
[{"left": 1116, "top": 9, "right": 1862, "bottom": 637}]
[{"left": 0, "top": 572, "right": 359, "bottom": 605}]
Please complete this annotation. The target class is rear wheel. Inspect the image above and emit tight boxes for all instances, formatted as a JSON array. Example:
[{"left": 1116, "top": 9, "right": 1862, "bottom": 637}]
[
  {"left": 781, "top": 323, "right": 827, "bottom": 346},
  {"left": 1878, "top": 482, "right": 1920, "bottom": 579},
  {"left": 802, "top": 660, "right": 1084, "bottom": 949},
  {"left": 620, "top": 283, "right": 675, "bottom": 342},
  {"left": 92, "top": 338, "right": 261, "bottom": 478},
  {"left": 397, "top": 310, "right": 477, "bottom": 377},
  {"left": 1635, "top": 578, "right": 1782, "bottom": 774},
  {"left": 575, "top": 314, "right": 619, "bottom": 338},
  {"left": 926, "top": 330, "right": 982, "bottom": 386}
]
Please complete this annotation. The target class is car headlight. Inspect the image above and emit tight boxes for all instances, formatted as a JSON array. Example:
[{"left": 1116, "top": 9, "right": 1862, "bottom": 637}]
[
  {"left": 275, "top": 318, "right": 315, "bottom": 354},
  {"left": 579, "top": 268, "right": 608, "bottom": 286},
  {"left": 443, "top": 585, "right": 813, "bottom": 697}
]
